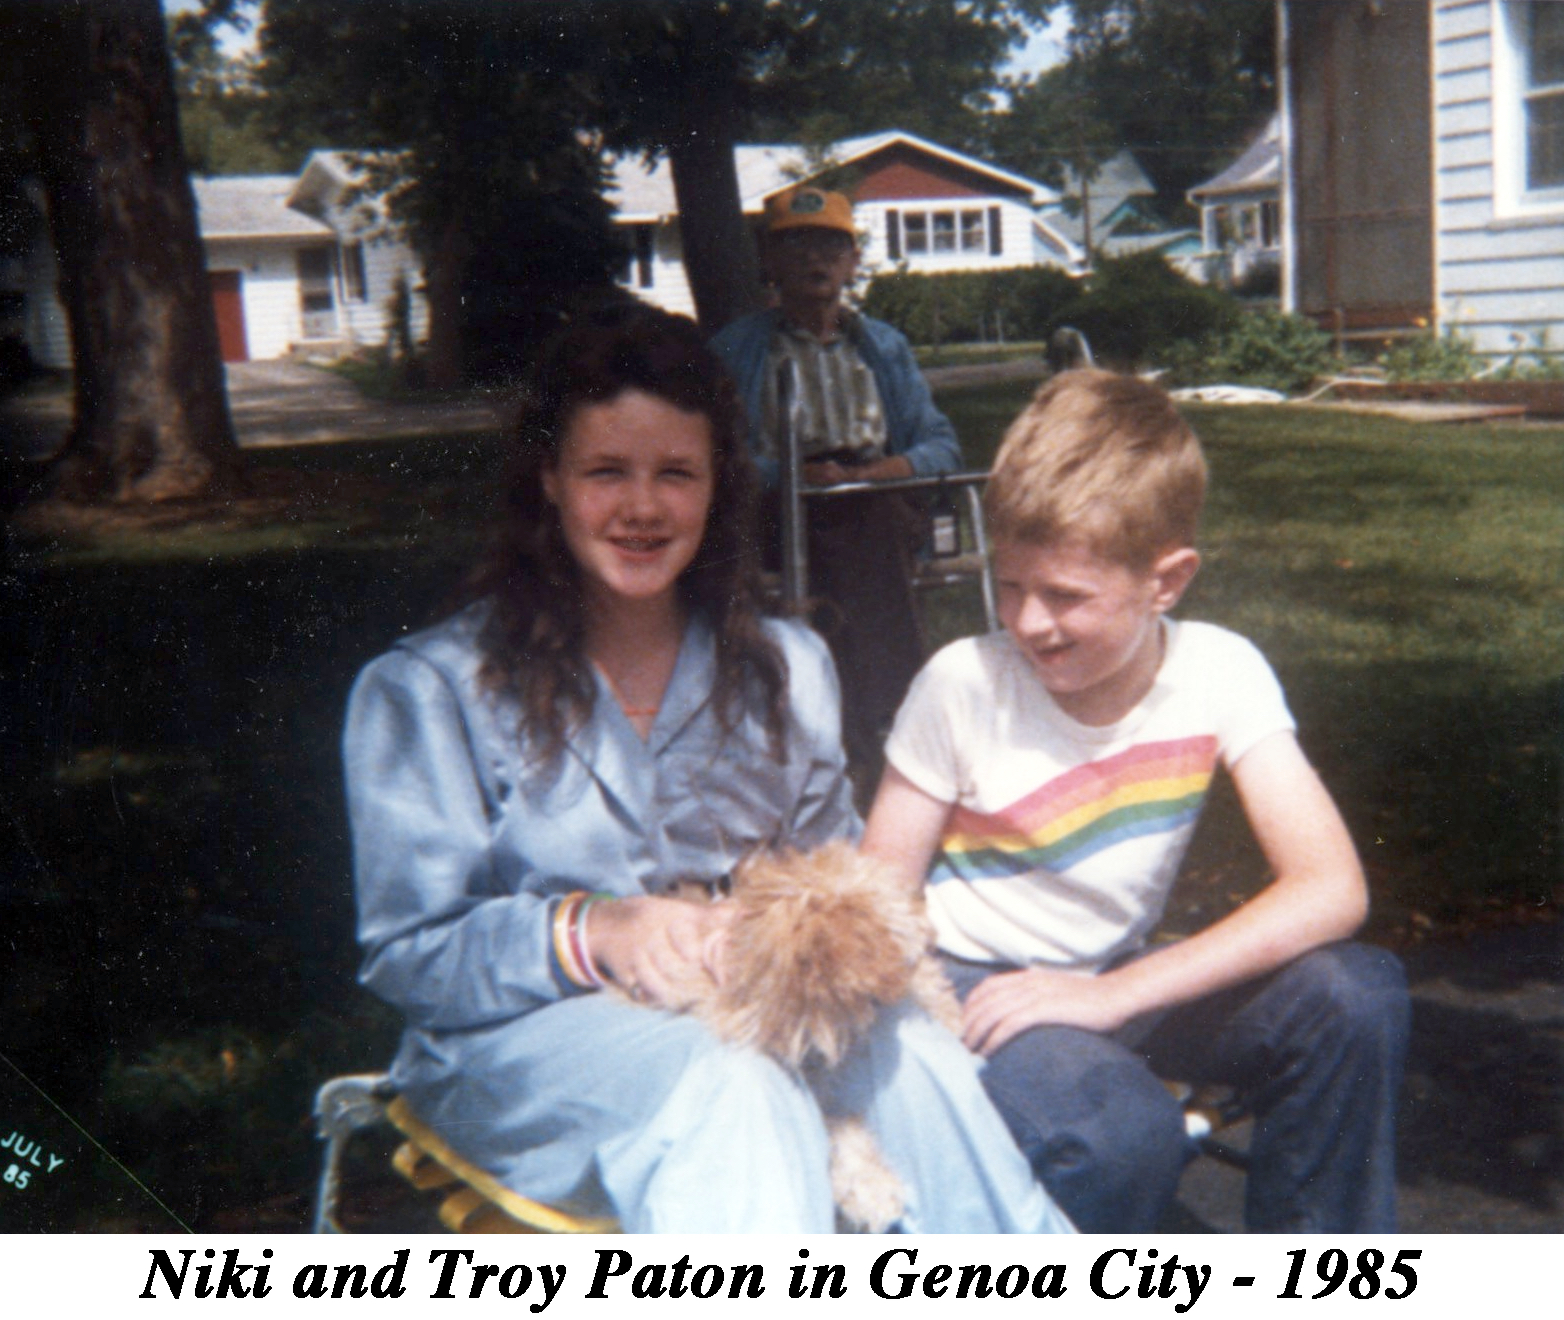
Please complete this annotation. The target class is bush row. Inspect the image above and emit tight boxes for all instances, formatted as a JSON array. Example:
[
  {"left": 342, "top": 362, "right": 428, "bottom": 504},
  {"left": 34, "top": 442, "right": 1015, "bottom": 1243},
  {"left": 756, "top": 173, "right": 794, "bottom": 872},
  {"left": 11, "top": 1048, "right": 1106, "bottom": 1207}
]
[
  {"left": 860, "top": 265, "right": 1079, "bottom": 346},
  {"left": 863, "top": 252, "right": 1241, "bottom": 367},
  {"left": 863, "top": 253, "right": 1344, "bottom": 393}
]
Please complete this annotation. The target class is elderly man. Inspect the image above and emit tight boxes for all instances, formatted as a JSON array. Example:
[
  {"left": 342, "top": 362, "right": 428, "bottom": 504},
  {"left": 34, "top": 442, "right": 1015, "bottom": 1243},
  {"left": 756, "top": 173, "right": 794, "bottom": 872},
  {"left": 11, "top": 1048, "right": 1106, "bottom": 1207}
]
[{"left": 712, "top": 185, "right": 961, "bottom": 765}]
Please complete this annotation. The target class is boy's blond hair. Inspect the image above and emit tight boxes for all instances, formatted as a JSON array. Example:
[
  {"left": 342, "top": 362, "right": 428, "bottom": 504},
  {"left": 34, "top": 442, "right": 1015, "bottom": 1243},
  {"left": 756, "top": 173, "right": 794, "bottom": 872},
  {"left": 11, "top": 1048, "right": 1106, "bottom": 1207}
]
[{"left": 984, "top": 369, "right": 1207, "bottom": 567}]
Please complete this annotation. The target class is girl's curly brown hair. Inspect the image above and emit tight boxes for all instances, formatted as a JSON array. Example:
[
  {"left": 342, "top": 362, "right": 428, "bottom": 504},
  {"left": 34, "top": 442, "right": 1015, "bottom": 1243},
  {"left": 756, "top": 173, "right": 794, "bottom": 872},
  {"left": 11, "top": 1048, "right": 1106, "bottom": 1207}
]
[{"left": 458, "top": 299, "right": 788, "bottom": 762}]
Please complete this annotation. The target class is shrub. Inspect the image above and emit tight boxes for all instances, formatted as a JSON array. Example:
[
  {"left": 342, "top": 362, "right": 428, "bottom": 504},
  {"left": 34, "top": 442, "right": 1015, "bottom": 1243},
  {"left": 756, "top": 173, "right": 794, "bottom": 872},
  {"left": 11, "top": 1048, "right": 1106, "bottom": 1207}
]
[
  {"left": 1382, "top": 328, "right": 1481, "bottom": 382},
  {"left": 864, "top": 254, "right": 1241, "bottom": 369},
  {"left": 1161, "top": 307, "right": 1338, "bottom": 394},
  {"left": 1050, "top": 252, "right": 1239, "bottom": 368},
  {"left": 1490, "top": 330, "right": 1564, "bottom": 381},
  {"left": 861, "top": 266, "right": 1079, "bottom": 345}
]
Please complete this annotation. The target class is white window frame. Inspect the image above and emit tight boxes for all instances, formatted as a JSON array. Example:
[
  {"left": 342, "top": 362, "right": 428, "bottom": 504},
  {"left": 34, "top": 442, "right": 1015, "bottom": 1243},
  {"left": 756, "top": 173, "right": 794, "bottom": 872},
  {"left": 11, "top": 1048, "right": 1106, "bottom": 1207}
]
[
  {"left": 1494, "top": 0, "right": 1564, "bottom": 218},
  {"left": 894, "top": 206, "right": 991, "bottom": 261}
]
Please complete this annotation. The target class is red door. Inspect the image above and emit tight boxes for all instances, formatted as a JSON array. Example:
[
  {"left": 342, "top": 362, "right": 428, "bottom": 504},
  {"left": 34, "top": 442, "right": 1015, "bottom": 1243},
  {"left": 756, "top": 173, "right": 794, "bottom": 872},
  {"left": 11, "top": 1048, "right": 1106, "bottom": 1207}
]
[{"left": 209, "top": 270, "right": 249, "bottom": 363}]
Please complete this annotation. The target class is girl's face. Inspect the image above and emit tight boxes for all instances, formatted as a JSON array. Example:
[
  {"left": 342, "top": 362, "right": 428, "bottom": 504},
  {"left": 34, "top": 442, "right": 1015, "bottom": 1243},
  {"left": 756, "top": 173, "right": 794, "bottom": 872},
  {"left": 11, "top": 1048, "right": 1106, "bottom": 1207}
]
[{"left": 543, "top": 389, "right": 716, "bottom": 618}]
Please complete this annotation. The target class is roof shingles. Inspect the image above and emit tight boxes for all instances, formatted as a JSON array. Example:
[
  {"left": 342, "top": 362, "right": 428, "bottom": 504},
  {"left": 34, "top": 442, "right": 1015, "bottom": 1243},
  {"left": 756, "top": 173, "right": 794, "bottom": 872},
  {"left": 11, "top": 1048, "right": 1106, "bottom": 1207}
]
[{"left": 192, "top": 176, "right": 335, "bottom": 241}]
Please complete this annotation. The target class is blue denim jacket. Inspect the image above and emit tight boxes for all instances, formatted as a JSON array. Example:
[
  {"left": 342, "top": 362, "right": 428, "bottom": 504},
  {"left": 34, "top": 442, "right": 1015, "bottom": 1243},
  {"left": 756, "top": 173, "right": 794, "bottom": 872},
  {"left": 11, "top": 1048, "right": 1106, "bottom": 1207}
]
[{"left": 711, "top": 309, "right": 962, "bottom": 489}]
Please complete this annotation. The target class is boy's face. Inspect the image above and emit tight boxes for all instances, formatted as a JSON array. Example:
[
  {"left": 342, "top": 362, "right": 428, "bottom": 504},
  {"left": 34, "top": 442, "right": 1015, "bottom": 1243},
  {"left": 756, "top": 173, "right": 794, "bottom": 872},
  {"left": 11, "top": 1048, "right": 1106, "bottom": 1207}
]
[{"left": 993, "top": 536, "right": 1199, "bottom": 726}]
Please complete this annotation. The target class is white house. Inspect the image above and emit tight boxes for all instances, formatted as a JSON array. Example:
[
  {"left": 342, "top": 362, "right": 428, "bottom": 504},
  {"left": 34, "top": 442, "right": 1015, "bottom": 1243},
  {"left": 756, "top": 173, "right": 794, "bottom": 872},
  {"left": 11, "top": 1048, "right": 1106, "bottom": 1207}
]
[
  {"left": 192, "top": 172, "right": 338, "bottom": 362},
  {"left": 1433, "top": 0, "right": 1564, "bottom": 356},
  {"left": 1187, "top": 115, "right": 1282, "bottom": 289},
  {"left": 287, "top": 152, "right": 430, "bottom": 355},
  {"left": 1041, "top": 152, "right": 1155, "bottom": 251},
  {"left": 17, "top": 151, "right": 428, "bottom": 369},
  {"left": 1279, "top": 0, "right": 1564, "bottom": 359},
  {"left": 608, "top": 130, "right": 1083, "bottom": 317}
]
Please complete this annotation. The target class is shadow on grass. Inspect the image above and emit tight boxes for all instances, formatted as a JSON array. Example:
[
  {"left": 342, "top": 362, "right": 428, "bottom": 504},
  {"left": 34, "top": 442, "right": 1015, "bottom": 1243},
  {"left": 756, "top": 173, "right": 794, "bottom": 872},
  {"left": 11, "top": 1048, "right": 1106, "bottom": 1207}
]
[
  {"left": 2, "top": 545, "right": 465, "bottom": 1229},
  {"left": 2, "top": 399, "right": 1559, "bottom": 1229},
  {"left": 1156, "top": 658, "right": 1557, "bottom": 943}
]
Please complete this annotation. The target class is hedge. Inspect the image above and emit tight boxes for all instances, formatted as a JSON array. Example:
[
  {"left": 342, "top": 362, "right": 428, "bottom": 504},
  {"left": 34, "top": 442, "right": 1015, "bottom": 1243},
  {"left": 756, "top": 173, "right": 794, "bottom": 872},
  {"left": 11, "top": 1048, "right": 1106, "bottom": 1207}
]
[
  {"left": 862, "top": 253, "right": 1241, "bottom": 369},
  {"left": 861, "top": 266, "right": 1078, "bottom": 347}
]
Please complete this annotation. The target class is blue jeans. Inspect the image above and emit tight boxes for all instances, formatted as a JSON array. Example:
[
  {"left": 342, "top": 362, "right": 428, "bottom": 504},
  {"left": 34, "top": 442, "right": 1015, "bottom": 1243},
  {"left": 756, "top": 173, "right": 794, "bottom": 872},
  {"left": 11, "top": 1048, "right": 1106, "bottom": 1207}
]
[{"left": 942, "top": 942, "right": 1409, "bottom": 1233}]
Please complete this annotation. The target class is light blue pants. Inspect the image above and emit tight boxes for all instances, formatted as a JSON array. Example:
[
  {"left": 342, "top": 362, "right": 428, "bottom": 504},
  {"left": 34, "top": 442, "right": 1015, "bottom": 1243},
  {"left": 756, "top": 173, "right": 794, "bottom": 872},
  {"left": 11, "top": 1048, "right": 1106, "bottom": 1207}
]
[{"left": 392, "top": 993, "right": 1073, "bottom": 1233}]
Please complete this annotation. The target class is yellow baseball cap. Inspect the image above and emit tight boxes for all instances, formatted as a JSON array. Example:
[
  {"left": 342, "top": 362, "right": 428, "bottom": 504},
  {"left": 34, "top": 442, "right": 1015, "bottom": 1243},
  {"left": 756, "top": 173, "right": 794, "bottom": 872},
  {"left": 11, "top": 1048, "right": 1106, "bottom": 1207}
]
[{"left": 763, "top": 186, "right": 856, "bottom": 237}]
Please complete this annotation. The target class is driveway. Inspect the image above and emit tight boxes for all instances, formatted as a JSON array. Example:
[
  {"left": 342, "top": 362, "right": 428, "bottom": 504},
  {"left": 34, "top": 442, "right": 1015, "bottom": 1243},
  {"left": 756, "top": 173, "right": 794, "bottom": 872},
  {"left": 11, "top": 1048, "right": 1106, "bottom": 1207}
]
[
  {"left": 1, "top": 359, "right": 506, "bottom": 461},
  {"left": 221, "top": 360, "right": 505, "bottom": 448}
]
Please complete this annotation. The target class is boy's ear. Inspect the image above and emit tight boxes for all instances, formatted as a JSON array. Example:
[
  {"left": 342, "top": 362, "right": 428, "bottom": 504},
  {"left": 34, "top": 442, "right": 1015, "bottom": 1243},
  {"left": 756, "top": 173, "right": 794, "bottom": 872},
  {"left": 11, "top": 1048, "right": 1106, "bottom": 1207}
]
[{"left": 1151, "top": 547, "right": 1200, "bottom": 612}]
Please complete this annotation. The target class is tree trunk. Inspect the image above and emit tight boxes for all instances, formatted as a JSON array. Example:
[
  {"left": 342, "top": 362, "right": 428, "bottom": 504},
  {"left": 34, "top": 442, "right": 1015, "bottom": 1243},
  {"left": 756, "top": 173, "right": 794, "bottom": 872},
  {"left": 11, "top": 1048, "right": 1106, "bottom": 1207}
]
[
  {"left": 36, "top": 0, "right": 240, "bottom": 503},
  {"left": 422, "top": 214, "right": 472, "bottom": 391},
  {"left": 666, "top": 118, "right": 763, "bottom": 335}
]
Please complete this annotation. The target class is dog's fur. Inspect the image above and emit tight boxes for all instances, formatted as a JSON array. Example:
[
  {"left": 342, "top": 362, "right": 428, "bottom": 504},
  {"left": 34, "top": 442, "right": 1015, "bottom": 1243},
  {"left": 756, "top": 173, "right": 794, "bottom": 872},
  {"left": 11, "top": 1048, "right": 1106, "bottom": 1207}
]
[{"left": 658, "top": 841, "right": 961, "bottom": 1231}]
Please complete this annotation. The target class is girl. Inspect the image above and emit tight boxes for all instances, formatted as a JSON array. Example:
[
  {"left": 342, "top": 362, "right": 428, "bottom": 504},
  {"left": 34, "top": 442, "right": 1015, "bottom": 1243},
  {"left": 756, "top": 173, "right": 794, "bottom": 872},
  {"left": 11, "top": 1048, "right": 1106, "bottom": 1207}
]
[{"left": 343, "top": 303, "right": 1068, "bottom": 1232}]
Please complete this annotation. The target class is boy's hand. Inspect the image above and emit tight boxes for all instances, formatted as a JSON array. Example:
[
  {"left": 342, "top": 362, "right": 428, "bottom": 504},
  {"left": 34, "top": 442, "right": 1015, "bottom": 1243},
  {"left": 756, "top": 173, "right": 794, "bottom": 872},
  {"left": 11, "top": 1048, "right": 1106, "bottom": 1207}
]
[{"left": 961, "top": 966, "right": 1133, "bottom": 1055}]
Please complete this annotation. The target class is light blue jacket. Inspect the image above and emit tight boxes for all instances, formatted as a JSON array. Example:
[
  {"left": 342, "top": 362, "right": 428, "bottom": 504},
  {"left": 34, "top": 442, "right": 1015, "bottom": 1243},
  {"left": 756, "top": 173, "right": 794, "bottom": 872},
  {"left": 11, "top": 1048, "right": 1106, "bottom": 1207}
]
[
  {"left": 711, "top": 309, "right": 962, "bottom": 489},
  {"left": 344, "top": 606, "right": 857, "bottom": 1032},
  {"left": 340, "top": 604, "right": 1074, "bottom": 1233}
]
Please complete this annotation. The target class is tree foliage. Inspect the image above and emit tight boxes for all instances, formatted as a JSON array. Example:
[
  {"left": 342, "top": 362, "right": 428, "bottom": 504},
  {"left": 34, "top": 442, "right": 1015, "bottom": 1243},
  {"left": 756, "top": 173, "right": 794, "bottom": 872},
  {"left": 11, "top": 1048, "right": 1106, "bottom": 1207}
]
[
  {"left": 247, "top": 1, "right": 1059, "bottom": 342},
  {"left": 993, "top": 0, "right": 1274, "bottom": 210},
  {"left": 743, "top": 0, "right": 1057, "bottom": 154},
  {"left": 167, "top": 8, "right": 292, "bottom": 176},
  {"left": 1051, "top": 250, "right": 1237, "bottom": 366},
  {"left": 254, "top": 0, "right": 627, "bottom": 384},
  {"left": 863, "top": 265, "right": 1079, "bottom": 345},
  {"left": 580, "top": 0, "right": 1053, "bottom": 327}
]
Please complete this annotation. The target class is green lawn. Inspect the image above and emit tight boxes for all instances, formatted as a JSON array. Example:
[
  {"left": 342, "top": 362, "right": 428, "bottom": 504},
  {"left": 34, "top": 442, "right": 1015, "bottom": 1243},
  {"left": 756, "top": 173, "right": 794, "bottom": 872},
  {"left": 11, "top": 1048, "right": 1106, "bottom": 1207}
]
[
  {"left": 942, "top": 384, "right": 1563, "bottom": 932},
  {"left": 2, "top": 386, "right": 1559, "bottom": 1228}
]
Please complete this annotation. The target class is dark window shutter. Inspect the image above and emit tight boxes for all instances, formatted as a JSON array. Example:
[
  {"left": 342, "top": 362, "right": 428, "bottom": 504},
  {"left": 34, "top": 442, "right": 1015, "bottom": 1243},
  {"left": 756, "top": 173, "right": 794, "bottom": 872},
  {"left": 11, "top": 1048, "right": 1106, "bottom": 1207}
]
[
  {"left": 988, "top": 206, "right": 1003, "bottom": 256},
  {"left": 886, "top": 209, "right": 901, "bottom": 261},
  {"left": 636, "top": 227, "right": 655, "bottom": 288}
]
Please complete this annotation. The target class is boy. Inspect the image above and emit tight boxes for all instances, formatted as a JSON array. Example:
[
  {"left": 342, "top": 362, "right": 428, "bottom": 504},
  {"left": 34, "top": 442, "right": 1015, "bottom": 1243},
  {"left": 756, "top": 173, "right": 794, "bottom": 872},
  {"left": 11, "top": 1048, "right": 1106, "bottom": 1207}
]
[{"left": 863, "top": 370, "right": 1408, "bottom": 1232}]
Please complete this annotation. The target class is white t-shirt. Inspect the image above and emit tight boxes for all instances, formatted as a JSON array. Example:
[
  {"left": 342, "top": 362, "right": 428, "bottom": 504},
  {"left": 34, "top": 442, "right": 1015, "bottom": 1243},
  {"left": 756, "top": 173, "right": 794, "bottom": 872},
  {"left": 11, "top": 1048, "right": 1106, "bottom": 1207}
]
[{"left": 885, "top": 619, "right": 1296, "bottom": 971}]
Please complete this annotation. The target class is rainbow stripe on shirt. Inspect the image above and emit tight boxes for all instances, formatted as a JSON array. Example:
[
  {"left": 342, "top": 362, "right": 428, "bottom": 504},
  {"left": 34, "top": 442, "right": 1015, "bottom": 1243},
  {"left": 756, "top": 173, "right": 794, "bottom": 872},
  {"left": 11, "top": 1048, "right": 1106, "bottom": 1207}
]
[{"left": 933, "top": 736, "right": 1220, "bottom": 882}]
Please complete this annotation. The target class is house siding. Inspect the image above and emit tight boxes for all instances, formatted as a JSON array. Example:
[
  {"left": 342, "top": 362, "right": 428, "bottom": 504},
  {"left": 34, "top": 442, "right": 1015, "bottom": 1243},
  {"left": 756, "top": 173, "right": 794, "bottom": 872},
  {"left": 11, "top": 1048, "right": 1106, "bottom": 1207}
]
[
  {"left": 1436, "top": 0, "right": 1491, "bottom": 40},
  {"left": 848, "top": 149, "right": 1039, "bottom": 275},
  {"left": 613, "top": 135, "right": 1074, "bottom": 318},
  {"left": 14, "top": 240, "right": 71, "bottom": 370},
  {"left": 851, "top": 150, "right": 1019, "bottom": 203},
  {"left": 337, "top": 232, "right": 430, "bottom": 347},
  {"left": 22, "top": 236, "right": 319, "bottom": 368},
  {"left": 1433, "top": 0, "right": 1564, "bottom": 355},
  {"left": 20, "top": 156, "right": 434, "bottom": 367},
  {"left": 206, "top": 240, "right": 317, "bottom": 360},
  {"left": 615, "top": 223, "right": 696, "bottom": 319}
]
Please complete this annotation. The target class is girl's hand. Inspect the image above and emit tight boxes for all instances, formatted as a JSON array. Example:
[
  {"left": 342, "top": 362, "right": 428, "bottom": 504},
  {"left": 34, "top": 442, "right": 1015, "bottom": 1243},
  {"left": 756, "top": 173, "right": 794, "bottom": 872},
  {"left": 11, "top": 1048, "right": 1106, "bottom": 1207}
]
[
  {"left": 961, "top": 965, "right": 1133, "bottom": 1055},
  {"left": 587, "top": 896, "right": 729, "bottom": 1010}
]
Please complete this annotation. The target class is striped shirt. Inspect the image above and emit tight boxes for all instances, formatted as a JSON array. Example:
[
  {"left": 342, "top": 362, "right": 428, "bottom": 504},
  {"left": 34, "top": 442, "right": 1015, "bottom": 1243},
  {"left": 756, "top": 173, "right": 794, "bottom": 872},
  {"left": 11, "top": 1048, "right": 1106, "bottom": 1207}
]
[
  {"left": 885, "top": 620, "right": 1295, "bottom": 970},
  {"left": 758, "top": 313, "right": 889, "bottom": 466}
]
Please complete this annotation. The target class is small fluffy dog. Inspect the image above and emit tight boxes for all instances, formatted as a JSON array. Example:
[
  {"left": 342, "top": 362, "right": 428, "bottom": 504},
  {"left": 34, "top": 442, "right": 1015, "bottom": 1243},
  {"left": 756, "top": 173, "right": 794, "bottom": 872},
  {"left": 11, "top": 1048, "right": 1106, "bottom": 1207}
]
[{"left": 655, "top": 841, "right": 962, "bottom": 1231}]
